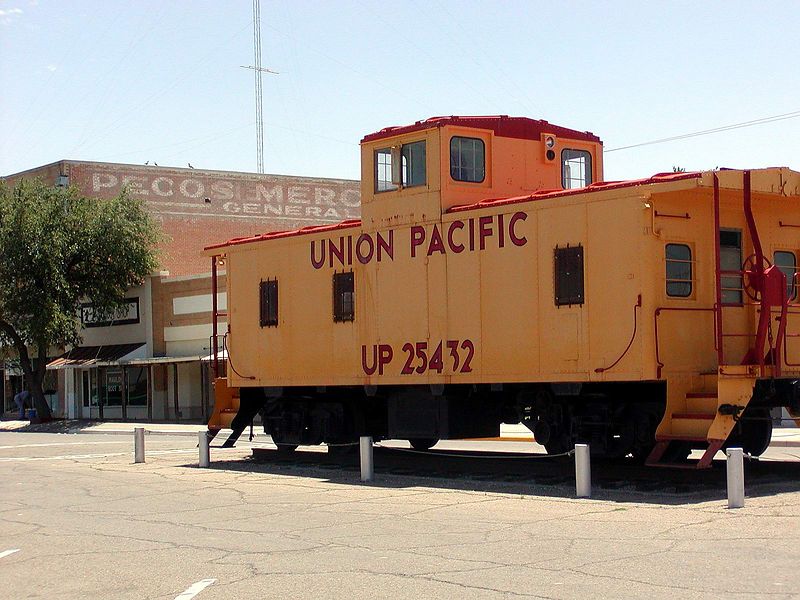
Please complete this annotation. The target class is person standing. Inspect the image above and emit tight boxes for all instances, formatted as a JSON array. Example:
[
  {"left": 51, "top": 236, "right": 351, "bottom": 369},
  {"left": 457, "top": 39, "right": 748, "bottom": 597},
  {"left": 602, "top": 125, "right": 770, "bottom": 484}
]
[{"left": 13, "top": 389, "right": 30, "bottom": 419}]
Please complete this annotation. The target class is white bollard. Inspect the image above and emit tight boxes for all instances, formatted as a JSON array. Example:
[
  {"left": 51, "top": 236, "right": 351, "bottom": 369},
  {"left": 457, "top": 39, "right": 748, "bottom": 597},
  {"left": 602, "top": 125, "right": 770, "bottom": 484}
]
[
  {"left": 726, "top": 447, "right": 745, "bottom": 508},
  {"left": 198, "top": 430, "right": 210, "bottom": 468},
  {"left": 134, "top": 427, "right": 145, "bottom": 463},
  {"left": 575, "top": 444, "right": 591, "bottom": 498},
  {"left": 360, "top": 436, "right": 374, "bottom": 482}
]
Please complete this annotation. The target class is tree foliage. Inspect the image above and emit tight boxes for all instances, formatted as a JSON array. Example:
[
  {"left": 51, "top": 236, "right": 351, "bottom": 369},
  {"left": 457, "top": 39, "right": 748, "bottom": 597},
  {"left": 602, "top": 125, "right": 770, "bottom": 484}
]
[{"left": 0, "top": 178, "right": 161, "bottom": 418}]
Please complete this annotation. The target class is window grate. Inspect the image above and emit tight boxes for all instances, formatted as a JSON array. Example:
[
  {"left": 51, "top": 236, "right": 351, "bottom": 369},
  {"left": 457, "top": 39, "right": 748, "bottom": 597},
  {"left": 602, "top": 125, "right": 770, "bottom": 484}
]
[
  {"left": 259, "top": 279, "right": 278, "bottom": 327},
  {"left": 554, "top": 245, "right": 584, "bottom": 306},
  {"left": 333, "top": 271, "right": 355, "bottom": 322}
]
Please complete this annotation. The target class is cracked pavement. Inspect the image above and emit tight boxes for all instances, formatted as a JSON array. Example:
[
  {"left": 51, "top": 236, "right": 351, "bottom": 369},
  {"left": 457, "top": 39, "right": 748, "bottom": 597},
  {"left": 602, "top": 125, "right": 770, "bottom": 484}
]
[{"left": 1, "top": 432, "right": 799, "bottom": 599}]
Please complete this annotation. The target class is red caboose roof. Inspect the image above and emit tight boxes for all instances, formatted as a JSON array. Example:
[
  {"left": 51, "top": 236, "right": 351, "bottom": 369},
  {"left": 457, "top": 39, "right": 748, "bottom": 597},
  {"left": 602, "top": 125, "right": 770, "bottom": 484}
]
[
  {"left": 360, "top": 115, "right": 602, "bottom": 144},
  {"left": 447, "top": 171, "right": 703, "bottom": 213}
]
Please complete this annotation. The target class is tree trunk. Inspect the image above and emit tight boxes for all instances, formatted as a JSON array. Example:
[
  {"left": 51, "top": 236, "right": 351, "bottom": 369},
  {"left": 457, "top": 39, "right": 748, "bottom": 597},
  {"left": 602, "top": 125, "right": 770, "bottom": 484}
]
[
  {"left": 1, "top": 320, "right": 53, "bottom": 420},
  {"left": 16, "top": 344, "right": 53, "bottom": 421}
]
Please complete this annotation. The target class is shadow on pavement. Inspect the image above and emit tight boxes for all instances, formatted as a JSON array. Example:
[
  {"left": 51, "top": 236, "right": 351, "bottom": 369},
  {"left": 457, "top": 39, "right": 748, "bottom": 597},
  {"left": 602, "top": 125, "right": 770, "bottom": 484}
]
[{"left": 192, "top": 445, "right": 800, "bottom": 506}]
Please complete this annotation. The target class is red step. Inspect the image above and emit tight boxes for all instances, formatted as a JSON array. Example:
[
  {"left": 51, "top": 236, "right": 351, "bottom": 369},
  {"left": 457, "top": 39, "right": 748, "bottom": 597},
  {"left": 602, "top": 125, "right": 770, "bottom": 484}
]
[
  {"left": 672, "top": 412, "right": 715, "bottom": 420},
  {"left": 655, "top": 434, "right": 707, "bottom": 442}
]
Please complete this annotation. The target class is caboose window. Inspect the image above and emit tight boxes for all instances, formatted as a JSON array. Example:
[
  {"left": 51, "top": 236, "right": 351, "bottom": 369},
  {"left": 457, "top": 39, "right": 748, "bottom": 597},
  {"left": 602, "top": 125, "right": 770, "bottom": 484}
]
[
  {"left": 554, "top": 245, "right": 584, "bottom": 306},
  {"left": 401, "top": 141, "right": 426, "bottom": 187},
  {"left": 375, "top": 148, "right": 397, "bottom": 193},
  {"left": 665, "top": 244, "right": 692, "bottom": 297},
  {"left": 450, "top": 136, "right": 485, "bottom": 183},
  {"left": 259, "top": 279, "right": 278, "bottom": 327},
  {"left": 561, "top": 149, "right": 592, "bottom": 189},
  {"left": 333, "top": 271, "right": 355, "bottom": 322},
  {"left": 775, "top": 250, "right": 798, "bottom": 300}
]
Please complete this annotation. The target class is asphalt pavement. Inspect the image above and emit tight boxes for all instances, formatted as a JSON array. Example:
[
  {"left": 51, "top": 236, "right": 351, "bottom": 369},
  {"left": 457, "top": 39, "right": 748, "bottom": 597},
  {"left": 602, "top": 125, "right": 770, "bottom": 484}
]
[{"left": 2, "top": 430, "right": 800, "bottom": 599}]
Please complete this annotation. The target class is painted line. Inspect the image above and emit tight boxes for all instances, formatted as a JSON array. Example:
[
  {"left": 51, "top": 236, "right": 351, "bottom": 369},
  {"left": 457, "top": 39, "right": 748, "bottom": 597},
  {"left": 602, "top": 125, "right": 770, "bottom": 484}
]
[
  {"left": 0, "top": 549, "right": 20, "bottom": 559},
  {"left": 0, "top": 441, "right": 131, "bottom": 450},
  {"left": 0, "top": 448, "right": 199, "bottom": 462},
  {"left": 174, "top": 578, "right": 216, "bottom": 599}
]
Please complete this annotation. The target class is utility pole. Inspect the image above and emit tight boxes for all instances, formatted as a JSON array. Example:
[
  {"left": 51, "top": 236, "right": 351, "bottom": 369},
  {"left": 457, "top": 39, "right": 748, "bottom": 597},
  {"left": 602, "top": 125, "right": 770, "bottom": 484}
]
[{"left": 241, "top": 0, "right": 277, "bottom": 174}]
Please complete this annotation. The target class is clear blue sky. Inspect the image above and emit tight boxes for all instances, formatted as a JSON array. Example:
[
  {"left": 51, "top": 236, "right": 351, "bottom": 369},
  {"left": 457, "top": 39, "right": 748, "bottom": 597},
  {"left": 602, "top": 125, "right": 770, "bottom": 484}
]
[{"left": 2, "top": 1, "right": 799, "bottom": 182}]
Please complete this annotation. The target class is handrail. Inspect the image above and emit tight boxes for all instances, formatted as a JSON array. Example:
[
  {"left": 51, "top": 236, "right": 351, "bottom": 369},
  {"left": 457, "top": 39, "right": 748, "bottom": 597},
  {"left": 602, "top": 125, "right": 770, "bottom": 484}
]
[
  {"left": 654, "top": 306, "right": 717, "bottom": 379},
  {"left": 595, "top": 295, "right": 641, "bottom": 374},
  {"left": 223, "top": 333, "right": 256, "bottom": 380},
  {"left": 713, "top": 174, "right": 724, "bottom": 364},
  {"left": 211, "top": 255, "right": 220, "bottom": 378}
]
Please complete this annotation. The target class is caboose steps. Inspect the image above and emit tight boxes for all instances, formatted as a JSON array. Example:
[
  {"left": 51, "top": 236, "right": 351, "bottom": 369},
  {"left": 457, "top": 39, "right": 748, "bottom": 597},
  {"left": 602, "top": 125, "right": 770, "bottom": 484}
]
[{"left": 648, "top": 366, "right": 759, "bottom": 468}]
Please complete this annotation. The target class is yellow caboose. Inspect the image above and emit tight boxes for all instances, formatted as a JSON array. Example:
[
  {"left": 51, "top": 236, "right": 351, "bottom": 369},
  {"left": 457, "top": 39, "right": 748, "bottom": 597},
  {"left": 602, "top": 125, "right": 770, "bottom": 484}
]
[{"left": 206, "top": 115, "right": 800, "bottom": 467}]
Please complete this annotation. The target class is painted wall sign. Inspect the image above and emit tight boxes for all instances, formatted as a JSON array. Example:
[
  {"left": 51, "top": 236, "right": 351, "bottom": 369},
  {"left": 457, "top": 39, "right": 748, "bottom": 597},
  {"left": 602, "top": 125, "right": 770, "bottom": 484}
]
[
  {"left": 73, "top": 165, "right": 361, "bottom": 222},
  {"left": 81, "top": 298, "right": 140, "bottom": 328},
  {"left": 310, "top": 211, "right": 528, "bottom": 269}
]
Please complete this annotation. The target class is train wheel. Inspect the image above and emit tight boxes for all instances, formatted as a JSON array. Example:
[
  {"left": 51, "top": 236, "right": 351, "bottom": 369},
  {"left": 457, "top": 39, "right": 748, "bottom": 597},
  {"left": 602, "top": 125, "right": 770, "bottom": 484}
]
[
  {"left": 629, "top": 406, "right": 660, "bottom": 463},
  {"left": 408, "top": 438, "right": 438, "bottom": 451},
  {"left": 544, "top": 433, "right": 571, "bottom": 456},
  {"left": 737, "top": 409, "right": 772, "bottom": 457}
]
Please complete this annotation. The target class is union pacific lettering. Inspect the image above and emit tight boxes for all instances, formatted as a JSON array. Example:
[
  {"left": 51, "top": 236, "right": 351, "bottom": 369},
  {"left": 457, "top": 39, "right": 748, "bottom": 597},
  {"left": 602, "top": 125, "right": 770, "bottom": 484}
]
[{"left": 310, "top": 211, "right": 527, "bottom": 269}]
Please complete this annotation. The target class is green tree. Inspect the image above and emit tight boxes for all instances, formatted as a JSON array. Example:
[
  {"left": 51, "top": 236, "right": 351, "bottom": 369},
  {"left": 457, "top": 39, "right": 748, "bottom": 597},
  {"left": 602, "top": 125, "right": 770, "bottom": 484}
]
[{"left": 0, "top": 179, "right": 161, "bottom": 419}]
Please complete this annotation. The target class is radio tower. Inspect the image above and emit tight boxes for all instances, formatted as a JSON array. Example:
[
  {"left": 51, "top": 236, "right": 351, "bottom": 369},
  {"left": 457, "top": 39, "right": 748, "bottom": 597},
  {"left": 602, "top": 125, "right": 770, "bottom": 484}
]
[{"left": 241, "top": 0, "right": 278, "bottom": 174}]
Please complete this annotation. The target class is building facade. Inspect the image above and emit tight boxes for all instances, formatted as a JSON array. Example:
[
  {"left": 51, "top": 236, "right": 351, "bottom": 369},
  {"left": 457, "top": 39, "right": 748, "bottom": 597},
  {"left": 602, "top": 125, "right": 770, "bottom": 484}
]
[{"left": 2, "top": 161, "right": 361, "bottom": 421}]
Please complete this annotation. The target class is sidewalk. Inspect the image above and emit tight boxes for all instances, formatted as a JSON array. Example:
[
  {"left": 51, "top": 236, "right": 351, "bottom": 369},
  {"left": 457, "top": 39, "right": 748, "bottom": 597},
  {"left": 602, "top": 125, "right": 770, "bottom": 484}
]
[{"left": 2, "top": 417, "right": 799, "bottom": 447}]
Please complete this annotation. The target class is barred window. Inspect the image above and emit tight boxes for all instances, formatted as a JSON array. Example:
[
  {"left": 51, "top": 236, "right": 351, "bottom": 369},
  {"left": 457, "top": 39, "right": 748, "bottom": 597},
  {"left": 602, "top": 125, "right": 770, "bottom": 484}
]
[
  {"left": 450, "top": 136, "right": 485, "bottom": 183},
  {"left": 554, "top": 245, "right": 584, "bottom": 306},
  {"left": 720, "top": 230, "right": 743, "bottom": 304},
  {"left": 666, "top": 244, "right": 692, "bottom": 297},
  {"left": 775, "top": 250, "right": 798, "bottom": 301},
  {"left": 561, "top": 149, "right": 592, "bottom": 189},
  {"left": 333, "top": 271, "right": 355, "bottom": 322},
  {"left": 259, "top": 279, "right": 278, "bottom": 327}
]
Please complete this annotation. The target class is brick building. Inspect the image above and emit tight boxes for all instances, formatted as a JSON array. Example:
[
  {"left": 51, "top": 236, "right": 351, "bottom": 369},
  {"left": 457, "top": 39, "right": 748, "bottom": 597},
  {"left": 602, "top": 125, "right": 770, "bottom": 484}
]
[
  {"left": 4, "top": 160, "right": 361, "bottom": 276},
  {"left": 1, "top": 161, "right": 361, "bottom": 421}
]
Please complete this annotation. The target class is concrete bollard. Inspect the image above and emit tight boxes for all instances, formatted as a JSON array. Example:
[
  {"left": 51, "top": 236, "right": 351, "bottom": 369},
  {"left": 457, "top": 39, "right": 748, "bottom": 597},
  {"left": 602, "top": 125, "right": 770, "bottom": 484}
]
[
  {"left": 360, "top": 436, "right": 374, "bottom": 482},
  {"left": 199, "top": 430, "right": 210, "bottom": 468},
  {"left": 575, "top": 444, "right": 591, "bottom": 498},
  {"left": 726, "top": 447, "right": 744, "bottom": 508},
  {"left": 134, "top": 427, "right": 145, "bottom": 463}
]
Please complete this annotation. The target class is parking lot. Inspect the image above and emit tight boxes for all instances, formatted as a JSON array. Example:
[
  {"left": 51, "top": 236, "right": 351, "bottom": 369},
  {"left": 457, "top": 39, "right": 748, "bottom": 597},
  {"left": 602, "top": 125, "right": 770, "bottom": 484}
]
[{"left": 2, "top": 430, "right": 800, "bottom": 599}]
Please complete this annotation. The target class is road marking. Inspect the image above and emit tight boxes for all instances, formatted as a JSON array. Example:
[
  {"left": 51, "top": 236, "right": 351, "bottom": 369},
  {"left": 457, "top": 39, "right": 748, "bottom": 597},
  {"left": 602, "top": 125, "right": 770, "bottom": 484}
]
[
  {"left": 175, "top": 579, "right": 216, "bottom": 599},
  {"left": 0, "top": 441, "right": 130, "bottom": 450},
  {"left": 0, "top": 448, "right": 199, "bottom": 462},
  {"left": 0, "top": 549, "right": 20, "bottom": 559}
]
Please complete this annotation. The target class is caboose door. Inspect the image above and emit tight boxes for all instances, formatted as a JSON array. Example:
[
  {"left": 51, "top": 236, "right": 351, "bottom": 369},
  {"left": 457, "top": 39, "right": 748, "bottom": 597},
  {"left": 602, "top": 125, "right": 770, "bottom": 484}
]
[{"left": 719, "top": 228, "right": 751, "bottom": 362}]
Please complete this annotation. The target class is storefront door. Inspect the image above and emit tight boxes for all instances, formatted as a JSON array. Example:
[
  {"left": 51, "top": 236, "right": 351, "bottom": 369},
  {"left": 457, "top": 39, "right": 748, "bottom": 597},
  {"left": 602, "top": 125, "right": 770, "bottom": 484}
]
[{"left": 80, "top": 369, "right": 100, "bottom": 419}]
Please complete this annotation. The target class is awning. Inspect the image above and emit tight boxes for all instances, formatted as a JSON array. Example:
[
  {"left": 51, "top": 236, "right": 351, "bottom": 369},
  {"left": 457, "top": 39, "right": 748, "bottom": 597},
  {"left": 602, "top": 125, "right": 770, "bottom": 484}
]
[
  {"left": 47, "top": 343, "right": 145, "bottom": 369},
  {"left": 122, "top": 355, "right": 203, "bottom": 366},
  {"left": 200, "top": 350, "right": 227, "bottom": 362}
]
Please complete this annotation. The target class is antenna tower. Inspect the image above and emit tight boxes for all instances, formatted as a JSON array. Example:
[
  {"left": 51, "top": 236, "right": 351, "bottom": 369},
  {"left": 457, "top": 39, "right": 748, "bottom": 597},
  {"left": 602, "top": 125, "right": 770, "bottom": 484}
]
[
  {"left": 241, "top": 1, "right": 278, "bottom": 174},
  {"left": 252, "top": 0, "right": 264, "bottom": 173}
]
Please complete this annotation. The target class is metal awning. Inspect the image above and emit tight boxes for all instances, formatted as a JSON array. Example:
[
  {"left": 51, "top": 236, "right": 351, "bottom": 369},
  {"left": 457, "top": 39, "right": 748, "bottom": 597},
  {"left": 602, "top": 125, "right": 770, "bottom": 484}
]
[
  {"left": 200, "top": 350, "right": 227, "bottom": 362},
  {"left": 47, "top": 343, "right": 145, "bottom": 370},
  {"left": 122, "top": 355, "right": 203, "bottom": 366}
]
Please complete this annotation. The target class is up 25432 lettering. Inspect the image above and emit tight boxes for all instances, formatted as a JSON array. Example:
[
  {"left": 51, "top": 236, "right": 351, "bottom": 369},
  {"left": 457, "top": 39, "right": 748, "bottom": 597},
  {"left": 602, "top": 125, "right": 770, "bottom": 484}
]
[{"left": 361, "top": 339, "right": 475, "bottom": 376}]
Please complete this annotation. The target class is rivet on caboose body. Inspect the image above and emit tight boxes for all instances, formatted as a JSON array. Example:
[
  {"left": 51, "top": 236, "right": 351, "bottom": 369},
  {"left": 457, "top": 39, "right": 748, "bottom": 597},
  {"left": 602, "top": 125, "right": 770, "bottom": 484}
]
[{"left": 205, "top": 115, "right": 800, "bottom": 467}]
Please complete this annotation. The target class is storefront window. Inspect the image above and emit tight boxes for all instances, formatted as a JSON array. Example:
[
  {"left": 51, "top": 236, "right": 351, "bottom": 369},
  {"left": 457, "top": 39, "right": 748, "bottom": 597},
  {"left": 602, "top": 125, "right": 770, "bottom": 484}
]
[{"left": 102, "top": 368, "right": 124, "bottom": 406}]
